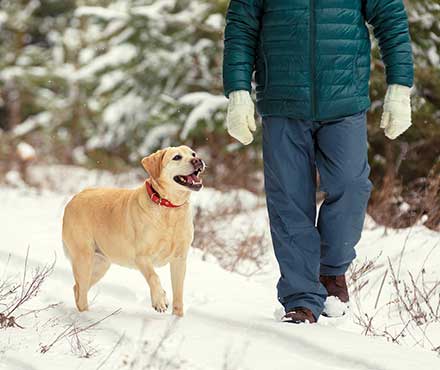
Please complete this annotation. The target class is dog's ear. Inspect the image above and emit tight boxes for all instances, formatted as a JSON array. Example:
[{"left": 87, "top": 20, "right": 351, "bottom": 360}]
[{"left": 141, "top": 149, "right": 166, "bottom": 179}]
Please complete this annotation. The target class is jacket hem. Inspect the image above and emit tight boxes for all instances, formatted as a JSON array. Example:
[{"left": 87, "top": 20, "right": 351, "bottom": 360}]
[{"left": 257, "top": 98, "right": 371, "bottom": 121}]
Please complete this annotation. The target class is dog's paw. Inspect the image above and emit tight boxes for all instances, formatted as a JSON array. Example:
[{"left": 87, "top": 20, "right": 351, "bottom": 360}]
[
  {"left": 151, "top": 290, "right": 169, "bottom": 313},
  {"left": 172, "top": 305, "right": 184, "bottom": 317}
]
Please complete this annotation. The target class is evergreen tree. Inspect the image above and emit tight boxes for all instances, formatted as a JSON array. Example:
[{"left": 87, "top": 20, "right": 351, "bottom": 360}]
[{"left": 72, "top": 0, "right": 227, "bottom": 162}]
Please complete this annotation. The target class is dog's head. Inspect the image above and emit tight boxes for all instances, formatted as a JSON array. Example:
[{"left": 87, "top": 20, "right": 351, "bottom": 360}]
[{"left": 141, "top": 146, "right": 205, "bottom": 192}]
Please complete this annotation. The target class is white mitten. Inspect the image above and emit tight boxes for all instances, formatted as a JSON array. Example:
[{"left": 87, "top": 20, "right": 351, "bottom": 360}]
[
  {"left": 226, "top": 90, "right": 256, "bottom": 145},
  {"left": 380, "top": 84, "right": 412, "bottom": 140}
]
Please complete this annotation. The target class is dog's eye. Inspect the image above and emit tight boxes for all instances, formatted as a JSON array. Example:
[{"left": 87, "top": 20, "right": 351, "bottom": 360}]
[
  {"left": 172, "top": 154, "right": 182, "bottom": 161},
  {"left": 192, "top": 152, "right": 196, "bottom": 157}
]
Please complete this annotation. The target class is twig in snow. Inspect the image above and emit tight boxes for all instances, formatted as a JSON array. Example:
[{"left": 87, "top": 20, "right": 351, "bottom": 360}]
[
  {"left": 40, "top": 308, "right": 121, "bottom": 356},
  {"left": 374, "top": 268, "right": 388, "bottom": 310}
]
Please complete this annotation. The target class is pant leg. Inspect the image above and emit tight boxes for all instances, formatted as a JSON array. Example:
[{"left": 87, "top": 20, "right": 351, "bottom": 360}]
[
  {"left": 262, "top": 116, "right": 327, "bottom": 320},
  {"left": 315, "top": 111, "right": 373, "bottom": 276}
]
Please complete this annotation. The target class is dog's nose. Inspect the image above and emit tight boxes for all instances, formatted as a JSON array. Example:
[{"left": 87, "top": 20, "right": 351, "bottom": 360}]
[{"left": 191, "top": 158, "right": 204, "bottom": 170}]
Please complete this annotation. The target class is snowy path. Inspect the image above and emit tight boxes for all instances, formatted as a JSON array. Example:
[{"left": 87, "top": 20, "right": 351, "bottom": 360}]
[{"left": 0, "top": 187, "right": 439, "bottom": 370}]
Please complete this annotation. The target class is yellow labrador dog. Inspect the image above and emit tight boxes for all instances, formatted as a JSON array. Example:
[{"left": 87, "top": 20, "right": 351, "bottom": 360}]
[{"left": 62, "top": 146, "right": 205, "bottom": 316}]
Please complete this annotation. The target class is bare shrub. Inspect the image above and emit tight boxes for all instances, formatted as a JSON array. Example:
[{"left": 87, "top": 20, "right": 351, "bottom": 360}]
[
  {"left": 369, "top": 163, "right": 440, "bottom": 231},
  {"left": 404, "top": 164, "right": 440, "bottom": 231},
  {"left": 0, "top": 247, "right": 57, "bottom": 329},
  {"left": 348, "top": 258, "right": 383, "bottom": 336},
  {"left": 39, "top": 309, "right": 121, "bottom": 357},
  {"left": 192, "top": 196, "right": 268, "bottom": 276},
  {"left": 348, "top": 246, "right": 440, "bottom": 353},
  {"left": 387, "top": 258, "right": 440, "bottom": 324},
  {"left": 349, "top": 256, "right": 381, "bottom": 294},
  {"left": 0, "top": 247, "right": 121, "bottom": 358}
]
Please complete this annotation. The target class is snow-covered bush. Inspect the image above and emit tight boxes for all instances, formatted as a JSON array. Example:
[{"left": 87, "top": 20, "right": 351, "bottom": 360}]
[
  {"left": 73, "top": 0, "right": 228, "bottom": 160},
  {"left": 0, "top": 0, "right": 229, "bottom": 165}
]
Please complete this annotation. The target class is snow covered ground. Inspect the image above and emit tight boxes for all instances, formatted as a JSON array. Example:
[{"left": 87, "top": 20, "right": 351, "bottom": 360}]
[{"left": 1, "top": 168, "right": 439, "bottom": 370}]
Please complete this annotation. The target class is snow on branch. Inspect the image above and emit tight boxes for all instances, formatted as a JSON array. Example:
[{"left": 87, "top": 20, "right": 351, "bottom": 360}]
[
  {"left": 76, "top": 44, "right": 138, "bottom": 80},
  {"left": 75, "top": 6, "right": 128, "bottom": 21},
  {"left": 179, "top": 92, "right": 227, "bottom": 139},
  {"left": 12, "top": 112, "right": 52, "bottom": 138},
  {"left": 131, "top": 0, "right": 176, "bottom": 19}
]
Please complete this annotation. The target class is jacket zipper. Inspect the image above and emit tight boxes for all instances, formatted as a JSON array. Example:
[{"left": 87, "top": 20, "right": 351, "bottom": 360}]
[{"left": 310, "top": 0, "right": 316, "bottom": 119}]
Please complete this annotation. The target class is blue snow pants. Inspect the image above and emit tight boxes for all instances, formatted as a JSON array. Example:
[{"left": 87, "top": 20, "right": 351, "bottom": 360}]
[{"left": 262, "top": 112, "right": 372, "bottom": 320}]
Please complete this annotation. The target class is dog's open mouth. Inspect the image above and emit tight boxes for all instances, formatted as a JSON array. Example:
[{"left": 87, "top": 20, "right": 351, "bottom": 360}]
[{"left": 173, "top": 169, "right": 203, "bottom": 191}]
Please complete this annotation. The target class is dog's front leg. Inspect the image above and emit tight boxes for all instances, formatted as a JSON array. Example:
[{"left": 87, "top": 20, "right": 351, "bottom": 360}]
[
  {"left": 170, "top": 256, "right": 187, "bottom": 317},
  {"left": 135, "top": 256, "right": 168, "bottom": 312}
]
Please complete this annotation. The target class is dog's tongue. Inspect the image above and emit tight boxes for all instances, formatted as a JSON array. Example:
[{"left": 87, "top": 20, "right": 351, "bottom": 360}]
[
  {"left": 183, "top": 174, "right": 199, "bottom": 184},
  {"left": 182, "top": 174, "right": 193, "bottom": 184}
]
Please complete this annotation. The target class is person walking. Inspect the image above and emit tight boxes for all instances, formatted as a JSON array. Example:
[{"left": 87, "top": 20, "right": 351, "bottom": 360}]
[{"left": 223, "top": 0, "right": 413, "bottom": 323}]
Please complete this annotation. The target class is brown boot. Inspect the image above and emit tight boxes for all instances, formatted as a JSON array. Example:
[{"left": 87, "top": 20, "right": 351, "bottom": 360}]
[
  {"left": 320, "top": 275, "right": 349, "bottom": 303},
  {"left": 282, "top": 307, "right": 317, "bottom": 324}
]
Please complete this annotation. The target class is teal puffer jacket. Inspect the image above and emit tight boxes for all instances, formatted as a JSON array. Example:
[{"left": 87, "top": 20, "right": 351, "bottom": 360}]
[{"left": 223, "top": 0, "right": 414, "bottom": 121}]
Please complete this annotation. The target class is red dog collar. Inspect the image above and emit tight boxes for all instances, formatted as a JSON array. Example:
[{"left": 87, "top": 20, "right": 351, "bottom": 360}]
[{"left": 145, "top": 181, "right": 183, "bottom": 208}]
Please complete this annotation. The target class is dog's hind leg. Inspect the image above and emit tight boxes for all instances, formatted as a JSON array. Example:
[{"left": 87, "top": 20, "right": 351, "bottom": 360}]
[
  {"left": 69, "top": 242, "right": 94, "bottom": 312},
  {"left": 89, "top": 252, "right": 111, "bottom": 289}
]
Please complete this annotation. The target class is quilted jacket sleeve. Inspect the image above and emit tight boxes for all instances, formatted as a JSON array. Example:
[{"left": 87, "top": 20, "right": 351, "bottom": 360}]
[
  {"left": 223, "top": 0, "right": 262, "bottom": 98},
  {"left": 364, "top": 0, "right": 414, "bottom": 87}
]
